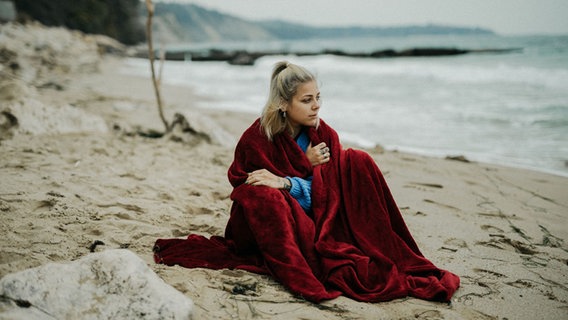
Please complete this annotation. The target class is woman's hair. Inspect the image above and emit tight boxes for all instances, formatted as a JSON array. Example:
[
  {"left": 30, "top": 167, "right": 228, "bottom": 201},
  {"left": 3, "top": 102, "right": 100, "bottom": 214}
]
[{"left": 260, "top": 61, "right": 316, "bottom": 140}]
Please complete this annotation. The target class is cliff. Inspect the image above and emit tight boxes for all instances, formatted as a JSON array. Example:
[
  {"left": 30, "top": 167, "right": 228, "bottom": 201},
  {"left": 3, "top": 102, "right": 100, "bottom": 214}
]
[{"left": 149, "top": 3, "right": 494, "bottom": 45}]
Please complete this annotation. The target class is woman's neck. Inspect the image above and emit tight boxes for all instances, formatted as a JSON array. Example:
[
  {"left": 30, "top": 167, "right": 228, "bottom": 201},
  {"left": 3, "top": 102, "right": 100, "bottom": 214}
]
[{"left": 290, "top": 126, "right": 301, "bottom": 139}]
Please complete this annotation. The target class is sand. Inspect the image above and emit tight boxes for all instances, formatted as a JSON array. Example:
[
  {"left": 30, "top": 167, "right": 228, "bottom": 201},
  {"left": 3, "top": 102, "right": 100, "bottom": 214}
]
[{"left": 1, "top": 31, "right": 567, "bottom": 318}]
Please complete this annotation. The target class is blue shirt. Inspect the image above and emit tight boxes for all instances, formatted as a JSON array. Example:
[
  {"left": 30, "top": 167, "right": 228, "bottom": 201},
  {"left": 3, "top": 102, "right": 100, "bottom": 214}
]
[{"left": 286, "top": 130, "right": 312, "bottom": 212}]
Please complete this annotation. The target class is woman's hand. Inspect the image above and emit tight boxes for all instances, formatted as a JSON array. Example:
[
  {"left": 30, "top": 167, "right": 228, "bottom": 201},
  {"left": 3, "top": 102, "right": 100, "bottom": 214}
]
[
  {"left": 306, "top": 142, "right": 330, "bottom": 166},
  {"left": 246, "top": 169, "right": 290, "bottom": 189}
]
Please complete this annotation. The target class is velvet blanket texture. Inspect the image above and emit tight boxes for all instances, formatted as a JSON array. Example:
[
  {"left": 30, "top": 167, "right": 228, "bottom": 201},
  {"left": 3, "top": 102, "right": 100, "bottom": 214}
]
[{"left": 154, "top": 119, "right": 460, "bottom": 303}]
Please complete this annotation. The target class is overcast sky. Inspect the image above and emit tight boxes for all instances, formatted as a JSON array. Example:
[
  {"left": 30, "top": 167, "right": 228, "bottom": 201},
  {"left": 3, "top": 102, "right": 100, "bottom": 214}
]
[{"left": 159, "top": 0, "right": 568, "bottom": 35}]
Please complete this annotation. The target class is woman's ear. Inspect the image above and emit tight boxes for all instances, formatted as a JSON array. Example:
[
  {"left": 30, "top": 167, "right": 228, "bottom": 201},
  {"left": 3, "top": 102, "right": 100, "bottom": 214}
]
[
  {"left": 279, "top": 98, "right": 288, "bottom": 113},
  {"left": 278, "top": 100, "right": 288, "bottom": 119},
  {"left": 280, "top": 106, "right": 287, "bottom": 113}
]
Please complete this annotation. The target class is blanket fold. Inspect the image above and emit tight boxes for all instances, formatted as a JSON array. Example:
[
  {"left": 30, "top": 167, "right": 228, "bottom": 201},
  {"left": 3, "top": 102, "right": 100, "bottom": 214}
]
[{"left": 154, "top": 119, "right": 460, "bottom": 303}]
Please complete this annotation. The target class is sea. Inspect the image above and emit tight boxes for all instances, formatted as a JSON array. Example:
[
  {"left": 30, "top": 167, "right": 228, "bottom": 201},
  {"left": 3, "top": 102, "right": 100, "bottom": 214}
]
[{"left": 121, "top": 34, "right": 568, "bottom": 177}]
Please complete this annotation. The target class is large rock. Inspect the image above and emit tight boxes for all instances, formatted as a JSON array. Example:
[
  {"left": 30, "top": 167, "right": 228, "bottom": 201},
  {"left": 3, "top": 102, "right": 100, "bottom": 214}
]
[
  {"left": 0, "top": 249, "right": 193, "bottom": 320},
  {"left": 0, "top": 23, "right": 116, "bottom": 140},
  {"left": 0, "top": 97, "right": 108, "bottom": 138},
  {"left": 0, "top": 22, "right": 100, "bottom": 86}
]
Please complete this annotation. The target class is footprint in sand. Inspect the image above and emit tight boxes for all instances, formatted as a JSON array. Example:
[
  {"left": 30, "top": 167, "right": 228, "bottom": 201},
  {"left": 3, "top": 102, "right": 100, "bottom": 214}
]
[
  {"left": 506, "top": 279, "right": 535, "bottom": 289},
  {"left": 480, "top": 224, "right": 504, "bottom": 234},
  {"left": 440, "top": 238, "right": 469, "bottom": 252},
  {"left": 477, "top": 211, "right": 521, "bottom": 220},
  {"left": 211, "top": 191, "right": 230, "bottom": 201},
  {"left": 404, "top": 182, "right": 443, "bottom": 192},
  {"left": 505, "top": 278, "right": 560, "bottom": 302},
  {"left": 423, "top": 199, "right": 459, "bottom": 211},
  {"left": 473, "top": 268, "right": 506, "bottom": 280},
  {"left": 187, "top": 223, "right": 222, "bottom": 236},
  {"left": 412, "top": 309, "right": 442, "bottom": 319},
  {"left": 170, "top": 228, "right": 188, "bottom": 237},
  {"left": 476, "top": 237, "right": 538, "bottom": 255},
  {"left": 539, "top": 225, "right": 564, "bottom": 248}
]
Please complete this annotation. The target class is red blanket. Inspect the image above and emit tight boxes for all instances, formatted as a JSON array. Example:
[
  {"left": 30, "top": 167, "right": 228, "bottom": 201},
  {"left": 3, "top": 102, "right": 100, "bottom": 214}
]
[{"left": 154, "top": 119, "right": 460, "bottom": 303}]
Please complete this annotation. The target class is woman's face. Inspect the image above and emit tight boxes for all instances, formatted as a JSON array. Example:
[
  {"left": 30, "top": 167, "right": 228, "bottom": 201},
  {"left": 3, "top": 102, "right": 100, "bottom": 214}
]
[{"left": 286, "top": 80, "right": 321, "bottom": 130}]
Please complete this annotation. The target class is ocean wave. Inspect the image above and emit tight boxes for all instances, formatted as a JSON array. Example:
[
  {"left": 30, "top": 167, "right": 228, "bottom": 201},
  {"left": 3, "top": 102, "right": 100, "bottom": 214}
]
[
  {"left": 297, "top": 55, "right": 568, "bottom": 90},
  {"left": 121, "top": 49, "right": 568, "bottom": 177}
]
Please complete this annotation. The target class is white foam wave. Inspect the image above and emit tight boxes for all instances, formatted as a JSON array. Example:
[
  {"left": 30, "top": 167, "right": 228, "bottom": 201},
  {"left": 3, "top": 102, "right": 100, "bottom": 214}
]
[
  {"left": 120, "top": 53, "right": 568, "bottom": 177},
  {"left": 299, "top": 55, "right": 568, "bottom": 90}
]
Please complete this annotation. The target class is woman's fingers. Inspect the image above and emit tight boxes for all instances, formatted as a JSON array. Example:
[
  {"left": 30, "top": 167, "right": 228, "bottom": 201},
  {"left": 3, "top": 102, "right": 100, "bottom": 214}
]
[
  {"left": 246, "top": 169, "right": 281, "bottom": 188},
  {"left": 306, "top": 142, "right": 330, "bottom": 166},
  {"left": 318, "top": 145, "right": 330, "bottom": 163}
]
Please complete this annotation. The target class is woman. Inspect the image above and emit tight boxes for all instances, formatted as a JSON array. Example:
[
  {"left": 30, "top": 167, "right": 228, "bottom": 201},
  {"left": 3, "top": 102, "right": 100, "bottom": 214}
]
[{"left": 154, "top": 61, "right": 460, "bottom": 303}]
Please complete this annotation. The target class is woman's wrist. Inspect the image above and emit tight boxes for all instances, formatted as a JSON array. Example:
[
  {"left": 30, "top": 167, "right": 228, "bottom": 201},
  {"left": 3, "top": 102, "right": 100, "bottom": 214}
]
[{"left": 281, "top": 177, "right": 292, "bottom": 191}]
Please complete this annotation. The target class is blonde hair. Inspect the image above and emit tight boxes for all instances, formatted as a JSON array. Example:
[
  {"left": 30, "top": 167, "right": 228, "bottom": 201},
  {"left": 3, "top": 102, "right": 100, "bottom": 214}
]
[{"left": 260, "top": 61, "right": 316, "bottom": 140}]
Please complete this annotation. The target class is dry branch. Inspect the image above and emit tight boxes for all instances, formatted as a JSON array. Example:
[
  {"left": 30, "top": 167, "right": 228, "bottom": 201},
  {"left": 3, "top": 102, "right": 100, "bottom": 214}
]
[{"left": 145, "top": 0, "right": 169, "bottom": 132}]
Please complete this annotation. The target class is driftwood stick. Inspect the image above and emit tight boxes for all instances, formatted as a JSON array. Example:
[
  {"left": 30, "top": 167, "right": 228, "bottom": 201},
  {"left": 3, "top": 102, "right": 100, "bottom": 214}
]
[
  {"left": 158, "top": 44, "right": 165, "bottom": 87},
  {"left": 145, "top": 0, "right": 169, "bottom": 132}
]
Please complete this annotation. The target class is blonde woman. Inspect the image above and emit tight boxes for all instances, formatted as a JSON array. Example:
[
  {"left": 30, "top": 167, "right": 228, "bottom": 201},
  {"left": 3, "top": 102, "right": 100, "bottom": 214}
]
[{"left": 154, "top": 61, "right": 460, "bottom": 303}]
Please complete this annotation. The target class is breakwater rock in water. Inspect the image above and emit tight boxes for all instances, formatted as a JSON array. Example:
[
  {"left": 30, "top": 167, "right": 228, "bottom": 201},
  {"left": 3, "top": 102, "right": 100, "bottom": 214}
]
[{"left": 133, "top": 47, "right": 522, "bottom": 65}]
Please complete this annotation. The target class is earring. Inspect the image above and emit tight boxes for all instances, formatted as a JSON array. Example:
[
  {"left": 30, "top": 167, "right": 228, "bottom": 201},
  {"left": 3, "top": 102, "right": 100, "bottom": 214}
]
[{"left": 283, "top": 111, "right": 287, "bottom": 118}]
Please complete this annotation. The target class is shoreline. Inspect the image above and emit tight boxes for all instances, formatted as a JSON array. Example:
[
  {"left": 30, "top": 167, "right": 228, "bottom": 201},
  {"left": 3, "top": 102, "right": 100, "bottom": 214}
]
[
  {"left": 380, "top": 144, "right": 568, "bottom": 180},
  {"left": 2, "top": 46, "right": 568, "bottom": 320}
]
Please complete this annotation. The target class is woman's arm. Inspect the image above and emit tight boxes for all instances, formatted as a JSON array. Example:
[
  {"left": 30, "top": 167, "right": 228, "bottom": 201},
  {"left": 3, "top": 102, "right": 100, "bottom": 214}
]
[
  {"left": 287, "top": 176, "right": 312, "bottom": 211},
  {"left": 245, "top": 169, "right": 291, "bottom": 190},
  {"left": 245, "top": 169, "right": 313, "bottom": 211}
]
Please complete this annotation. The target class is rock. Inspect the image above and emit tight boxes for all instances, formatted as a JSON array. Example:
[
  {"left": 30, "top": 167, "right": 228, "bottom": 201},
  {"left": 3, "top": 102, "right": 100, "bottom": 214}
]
[
  {"left": 168, "top": 111, "right": 236, "bottom": 148},
  {"left": 0, "top": 249, "right": 193, "bottom": 320},
  {"left": 92, "top": 34, "right": 127, "bottom": 56},
  {"left": 0, "top": 110, "right": 18, "bottom": 139},
  {"left": 0, "top": 79, "right": 35, "bottom": 101},
  {"left": 0, "top": 23, "right": 112, "bottom": 140},
  {"left": 152, "top": 46, "right": 522, "bottom": 65},
  {"left": 445, "top": 155, "right": 471, "bottom": 163},
  {"left": 0, "top": 98, "right": 108, "bottom": 137},
  {"left": 0, "top": 22, "right": 100, "bottom": 86},
  {"left": 397, "top": 47, "right": 468, "bottom": 56}
]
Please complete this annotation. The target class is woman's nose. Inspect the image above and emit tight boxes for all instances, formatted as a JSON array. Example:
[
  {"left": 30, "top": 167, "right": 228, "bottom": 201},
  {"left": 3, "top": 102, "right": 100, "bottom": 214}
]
[{"left": 312, "top": 99, "right": 321, "bottom": 109}]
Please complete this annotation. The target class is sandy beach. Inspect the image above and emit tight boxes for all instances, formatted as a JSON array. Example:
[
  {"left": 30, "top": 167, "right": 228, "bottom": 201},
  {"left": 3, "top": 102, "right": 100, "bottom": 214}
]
[{"left": 1, "top": 24, "right": 567, "bottom": 319}]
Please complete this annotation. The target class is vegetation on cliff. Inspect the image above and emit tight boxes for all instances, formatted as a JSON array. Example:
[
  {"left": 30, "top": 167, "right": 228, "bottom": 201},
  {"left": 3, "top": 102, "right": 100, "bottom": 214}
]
[
  {"left": 10, "top": 1, "right": 494, "bottom": 46},
  {"left": 13, "top": 0, "right": 145, "bottom": 44}
]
